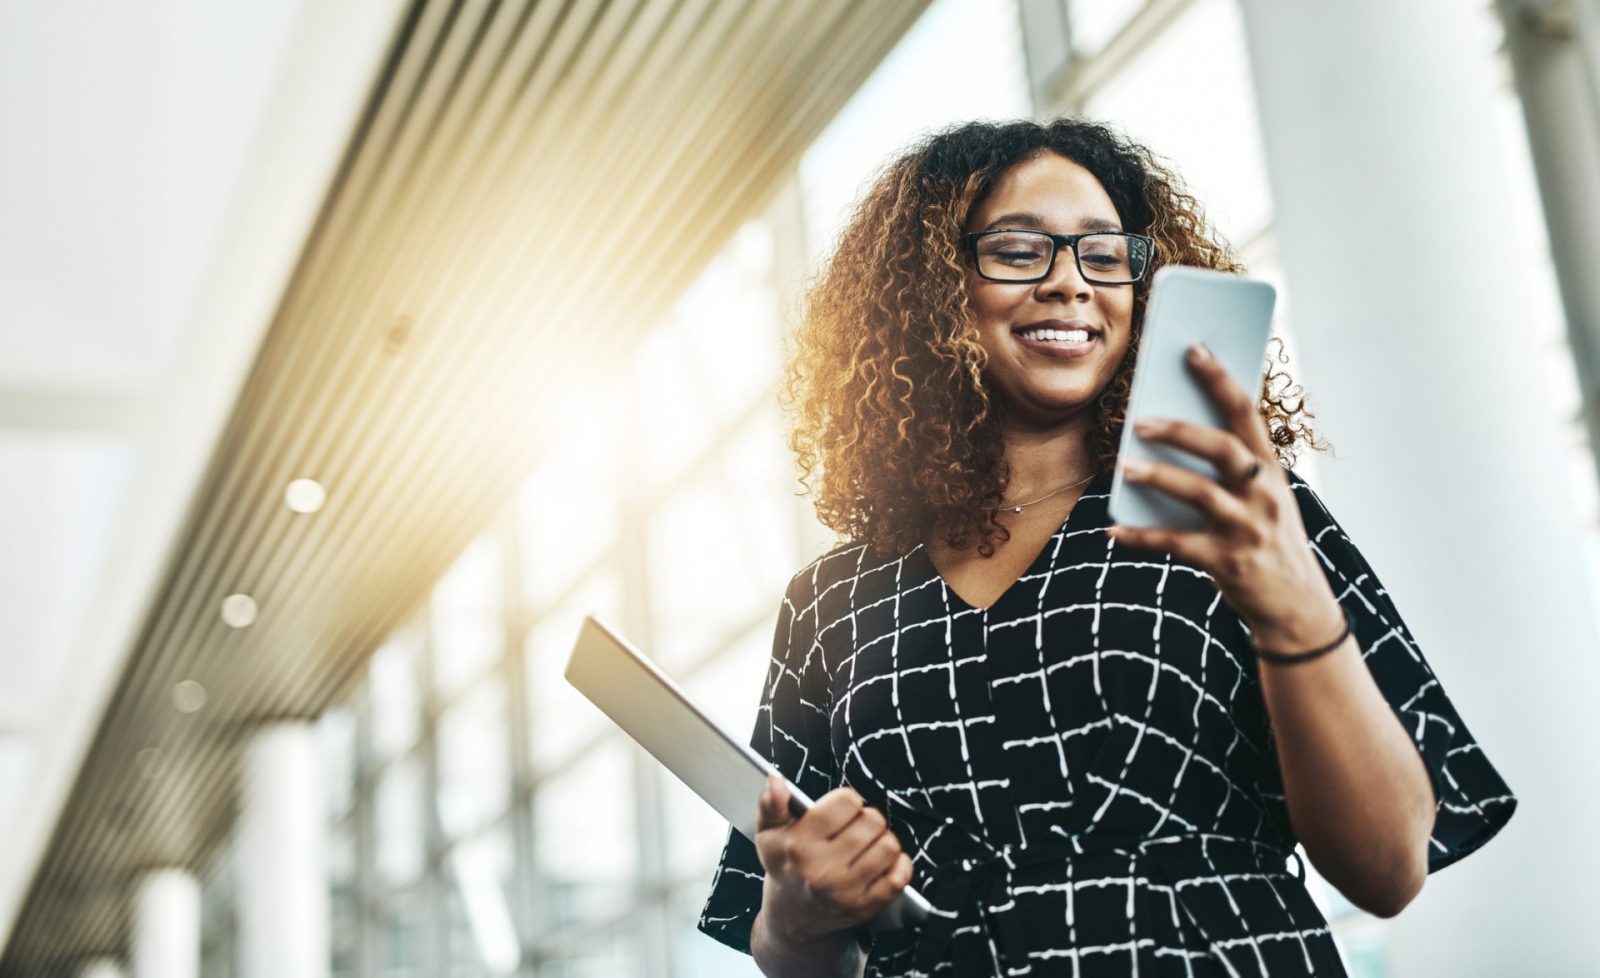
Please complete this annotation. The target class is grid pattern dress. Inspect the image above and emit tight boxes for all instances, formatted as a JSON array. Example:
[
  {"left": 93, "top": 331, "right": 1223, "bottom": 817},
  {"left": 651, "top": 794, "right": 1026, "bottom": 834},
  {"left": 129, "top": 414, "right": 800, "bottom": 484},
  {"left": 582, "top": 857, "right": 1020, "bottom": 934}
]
[{"left": 697, "top": 471, "right": 1516, "bottom": 977}]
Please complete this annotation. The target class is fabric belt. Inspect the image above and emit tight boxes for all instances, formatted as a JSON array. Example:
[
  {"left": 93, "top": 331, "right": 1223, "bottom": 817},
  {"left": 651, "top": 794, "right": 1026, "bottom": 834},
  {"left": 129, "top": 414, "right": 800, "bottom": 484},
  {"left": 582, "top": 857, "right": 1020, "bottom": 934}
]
[{"left": 910, "top": 831, "right": 1305, "bottom": 978}]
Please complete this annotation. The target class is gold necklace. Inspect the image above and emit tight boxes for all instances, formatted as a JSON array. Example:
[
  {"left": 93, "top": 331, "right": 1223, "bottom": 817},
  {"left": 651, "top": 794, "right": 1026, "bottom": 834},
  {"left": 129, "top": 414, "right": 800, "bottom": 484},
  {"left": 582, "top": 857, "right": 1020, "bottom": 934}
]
[{"left": 1000, "top": 471, "right": 1097, "bottom": 514}]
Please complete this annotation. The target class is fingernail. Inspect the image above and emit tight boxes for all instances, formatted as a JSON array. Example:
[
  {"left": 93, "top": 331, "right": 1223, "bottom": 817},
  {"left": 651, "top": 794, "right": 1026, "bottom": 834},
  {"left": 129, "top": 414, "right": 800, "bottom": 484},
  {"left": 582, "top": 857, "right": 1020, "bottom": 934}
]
[
  {"left": 1133, "top": 419, "right": 1159, "bottom": 437},
  {"left": 1187, "top": 342, "right": 1212, "bottom": 363},
  {"left": 1121, "top": 459, "right": 1149, "bottom": 478}
]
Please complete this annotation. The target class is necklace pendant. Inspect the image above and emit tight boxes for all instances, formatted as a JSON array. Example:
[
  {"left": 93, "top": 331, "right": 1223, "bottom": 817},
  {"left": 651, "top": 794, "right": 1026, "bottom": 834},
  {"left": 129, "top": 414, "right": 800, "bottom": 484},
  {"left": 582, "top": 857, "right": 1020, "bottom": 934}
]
[{"left": 1012, "top": 506, "right": 1023, "bottom": 513}]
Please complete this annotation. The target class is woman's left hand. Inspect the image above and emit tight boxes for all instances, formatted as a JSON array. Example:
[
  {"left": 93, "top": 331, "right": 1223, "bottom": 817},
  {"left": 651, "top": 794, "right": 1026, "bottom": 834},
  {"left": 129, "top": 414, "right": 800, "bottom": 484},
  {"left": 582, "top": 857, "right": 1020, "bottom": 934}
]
[{"left": 1106, "top": 343, "right": 1344, "bottom": 650}]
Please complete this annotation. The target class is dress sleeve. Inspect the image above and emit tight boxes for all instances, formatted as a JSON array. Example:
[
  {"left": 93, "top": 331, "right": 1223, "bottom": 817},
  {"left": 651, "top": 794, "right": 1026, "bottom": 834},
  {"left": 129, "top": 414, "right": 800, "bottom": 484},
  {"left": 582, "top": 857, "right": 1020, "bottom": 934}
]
[
  {"left": 696, "top": 563, "right": 849, "bottom": 956},
  {"left": 1288, "top": 470, "right": 1517, "bottom": 872}
]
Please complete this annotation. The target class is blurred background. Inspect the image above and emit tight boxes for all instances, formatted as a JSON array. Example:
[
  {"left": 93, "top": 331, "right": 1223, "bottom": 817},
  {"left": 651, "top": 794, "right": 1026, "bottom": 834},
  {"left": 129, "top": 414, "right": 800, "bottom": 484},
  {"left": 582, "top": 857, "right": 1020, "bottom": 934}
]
[{"left": 3, "top": 0, "right": 1598, "bottom": 975}]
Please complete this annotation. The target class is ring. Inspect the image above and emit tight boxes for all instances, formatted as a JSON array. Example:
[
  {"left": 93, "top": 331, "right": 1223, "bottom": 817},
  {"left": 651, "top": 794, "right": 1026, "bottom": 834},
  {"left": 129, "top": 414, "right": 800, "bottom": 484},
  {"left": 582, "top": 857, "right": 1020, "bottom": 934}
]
[{"left": 1232, "top": 461, "right": 1262, "bottom": 491}]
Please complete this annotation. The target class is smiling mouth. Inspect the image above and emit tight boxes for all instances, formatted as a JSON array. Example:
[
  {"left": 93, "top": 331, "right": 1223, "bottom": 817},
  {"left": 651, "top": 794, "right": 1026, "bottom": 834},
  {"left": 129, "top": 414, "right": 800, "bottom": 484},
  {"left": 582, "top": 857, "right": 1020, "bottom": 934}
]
[{"left": 1014, "top": 325, "right": 1094, "bottom": 344}]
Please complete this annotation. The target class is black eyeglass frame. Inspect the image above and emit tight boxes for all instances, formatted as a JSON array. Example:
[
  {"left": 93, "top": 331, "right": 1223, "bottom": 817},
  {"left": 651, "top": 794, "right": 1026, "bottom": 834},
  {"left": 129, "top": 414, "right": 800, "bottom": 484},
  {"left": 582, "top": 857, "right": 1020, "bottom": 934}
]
[{"left": 963, "top": 228, "right": 1158, "bottom": 285}]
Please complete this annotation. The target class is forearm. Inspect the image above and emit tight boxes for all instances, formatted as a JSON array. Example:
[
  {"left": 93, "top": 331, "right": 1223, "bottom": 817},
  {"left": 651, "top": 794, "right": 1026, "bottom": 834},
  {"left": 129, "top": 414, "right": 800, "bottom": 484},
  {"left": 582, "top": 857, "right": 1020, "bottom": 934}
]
[
  {"left": 1253, "top": 608, "right": 1435, "bottom": 917},
  {"left": 750, "top": 908, "right": 864, "bottom": 978}
]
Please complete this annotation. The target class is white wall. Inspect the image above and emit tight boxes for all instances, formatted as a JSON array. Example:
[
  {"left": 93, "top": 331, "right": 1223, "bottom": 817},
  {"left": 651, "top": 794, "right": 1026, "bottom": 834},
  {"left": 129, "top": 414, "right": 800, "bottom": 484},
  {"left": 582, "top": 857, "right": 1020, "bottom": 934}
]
[{"left": 0, "top": 0, "right": 408, "bottom": 950}]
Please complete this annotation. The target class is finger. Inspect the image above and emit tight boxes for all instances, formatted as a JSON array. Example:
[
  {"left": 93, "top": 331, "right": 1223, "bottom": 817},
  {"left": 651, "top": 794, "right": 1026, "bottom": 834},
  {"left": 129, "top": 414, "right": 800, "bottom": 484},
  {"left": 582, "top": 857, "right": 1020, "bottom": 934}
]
[
  {"left": 847, "top": 823, "right": 901, "bottom": 875},
  {"left": 756, "top": 774, "right": 793, "bottom": 832},
  {"left": 801, "top": 786, "right": 867, "bottom": 840},
  {"left": 1133, "top": 417, "right": 1261, "bottom": 487},
  {"left": 830, "top": 801, "right": 888, "bottom": 849},
  {"left": 861, "top": 853, "right": 914, "bottom": 910},
  {"left": 808, "top": 821, "right": 884, "bottom": 898},
  {"left": 1106, "top": 523, "right": 1216, "bottom": 567},
  {"left": 1119, "top": 457, "right": 1252, "bottom": 529},
  {"left": 1185, "top": 344, "right": 1277, "bottom": 458}
]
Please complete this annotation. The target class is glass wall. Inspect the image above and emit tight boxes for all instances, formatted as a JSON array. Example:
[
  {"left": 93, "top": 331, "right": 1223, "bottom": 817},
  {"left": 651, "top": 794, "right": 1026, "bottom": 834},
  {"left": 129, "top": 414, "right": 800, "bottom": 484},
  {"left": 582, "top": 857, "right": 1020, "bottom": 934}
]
[
  {"left": 306, "top": 2, "right": 1031, "bottom": 975},
  {"left": 313, "top": 205, "right": 799, "bottom": 978}
]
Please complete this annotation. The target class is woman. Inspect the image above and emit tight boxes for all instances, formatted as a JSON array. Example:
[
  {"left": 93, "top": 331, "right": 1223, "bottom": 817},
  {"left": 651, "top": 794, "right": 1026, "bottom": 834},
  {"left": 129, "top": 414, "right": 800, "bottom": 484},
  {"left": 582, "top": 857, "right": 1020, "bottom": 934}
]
[{"left": 697, "top": 118, "right": 1515, "bottom": 977}]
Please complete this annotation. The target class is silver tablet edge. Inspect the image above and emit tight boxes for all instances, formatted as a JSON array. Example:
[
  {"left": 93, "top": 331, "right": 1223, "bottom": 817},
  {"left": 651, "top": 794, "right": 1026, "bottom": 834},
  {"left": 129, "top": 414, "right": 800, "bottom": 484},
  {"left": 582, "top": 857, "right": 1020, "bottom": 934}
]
[{"left": 564, "top": 612, "right": 933, "bottom": 927}]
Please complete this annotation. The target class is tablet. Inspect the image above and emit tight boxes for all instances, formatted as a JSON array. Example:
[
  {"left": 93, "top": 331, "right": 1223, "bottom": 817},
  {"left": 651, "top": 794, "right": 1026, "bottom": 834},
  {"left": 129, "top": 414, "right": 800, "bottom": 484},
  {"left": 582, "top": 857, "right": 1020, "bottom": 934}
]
[
  {"left": 1109, "top": 265, "right": 1277, "bottom": 531},
  {"left": 563, "top": 613, "right": 931, "bottom": 931}
]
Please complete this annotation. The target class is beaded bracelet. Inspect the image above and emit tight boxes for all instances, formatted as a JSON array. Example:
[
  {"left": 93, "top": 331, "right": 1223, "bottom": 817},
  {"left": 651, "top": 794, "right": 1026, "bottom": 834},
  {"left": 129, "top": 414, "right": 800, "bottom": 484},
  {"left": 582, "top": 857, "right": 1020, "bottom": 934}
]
[{"left": 1252, "top": 607, "right": 1353, "bottom": 665}]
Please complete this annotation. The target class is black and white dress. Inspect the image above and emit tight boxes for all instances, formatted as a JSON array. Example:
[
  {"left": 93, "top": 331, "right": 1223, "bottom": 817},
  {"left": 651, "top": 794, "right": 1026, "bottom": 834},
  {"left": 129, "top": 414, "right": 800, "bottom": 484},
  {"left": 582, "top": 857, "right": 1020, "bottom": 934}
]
[{"left": 697, "top": 471, "right": 1516, "bottom": 977}]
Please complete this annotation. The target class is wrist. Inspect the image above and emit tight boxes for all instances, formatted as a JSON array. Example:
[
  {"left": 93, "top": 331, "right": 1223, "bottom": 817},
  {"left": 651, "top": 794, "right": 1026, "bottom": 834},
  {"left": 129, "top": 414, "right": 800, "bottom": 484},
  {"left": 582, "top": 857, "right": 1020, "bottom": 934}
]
[
  {"left": 752, "top": 905, "right": 855, "bottom": 971},
  {"left": 1244, "top": 595, "right": 1346, "bottom": 655},
  {"left": 756, "top": 884, "right": 829, "bottom": 947}
]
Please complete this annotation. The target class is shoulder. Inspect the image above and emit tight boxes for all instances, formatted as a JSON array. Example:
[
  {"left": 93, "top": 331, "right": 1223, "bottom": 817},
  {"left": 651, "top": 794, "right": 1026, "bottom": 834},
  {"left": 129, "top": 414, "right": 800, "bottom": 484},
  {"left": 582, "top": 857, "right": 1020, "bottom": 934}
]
[
  {"left": 1282, "top": 466, "right": 1338, "bottom": 532},
  {"left": 1282, "top": 466, "right": 1315, "bottom": 495},
  {"left": 785, "top": 539, "right": 877, "bottom": 604},
  {"left": 1280, "top": 467, "right": 1388, "bottom": 588},
  {"left": 780, "top": 536, "right": 916, "bottom": 642}
]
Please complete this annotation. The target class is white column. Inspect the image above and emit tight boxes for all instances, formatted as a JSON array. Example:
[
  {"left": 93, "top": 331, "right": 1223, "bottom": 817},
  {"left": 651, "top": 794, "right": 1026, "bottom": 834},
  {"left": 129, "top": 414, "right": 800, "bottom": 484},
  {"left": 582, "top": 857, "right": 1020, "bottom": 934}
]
[
  {"left": 132, "top": 869, "right": 199, "bottom": 978},
  {"left": 238, "top": 722, "right": 328, "bottom": 978},
  {"left": 79, "top": 957, "right": 126, "bottom": 978},
  {"left": 1236, "top": 2, "right": 1600, "bottom": 975},
  {"left": 1501, "top": 0, "right": 1600, "bottom": 477}
]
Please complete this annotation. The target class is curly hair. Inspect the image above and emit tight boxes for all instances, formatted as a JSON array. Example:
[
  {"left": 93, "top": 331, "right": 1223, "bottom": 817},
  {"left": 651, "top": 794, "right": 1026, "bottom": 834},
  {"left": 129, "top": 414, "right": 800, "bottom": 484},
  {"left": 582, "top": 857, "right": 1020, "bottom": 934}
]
[{"left": 779, "top": 117, "right": 1326, "bottom": 560}]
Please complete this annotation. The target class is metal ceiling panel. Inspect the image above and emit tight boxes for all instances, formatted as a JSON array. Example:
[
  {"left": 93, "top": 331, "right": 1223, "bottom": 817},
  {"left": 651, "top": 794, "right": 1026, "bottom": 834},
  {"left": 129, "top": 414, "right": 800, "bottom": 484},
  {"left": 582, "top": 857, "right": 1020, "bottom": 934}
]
[{"left": 0, "top": 0, "right": 934, "bottom": 972}]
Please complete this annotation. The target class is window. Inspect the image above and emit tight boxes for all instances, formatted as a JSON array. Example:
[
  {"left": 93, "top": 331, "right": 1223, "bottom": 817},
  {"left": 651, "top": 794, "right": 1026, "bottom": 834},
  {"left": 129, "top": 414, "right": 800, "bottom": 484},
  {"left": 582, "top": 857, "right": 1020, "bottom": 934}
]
[
  {"left": 444, "top": 826, "right": 519, "bottom": 977},
  {"left": 370, "top": 633, "right": 422, "bottom": 762},
  {"left": 532, "top": 741, "right": 638, "bottom": 931},
  {"left": 437, "top": 679, "right": 511, "bottom": 839},
  {"left": 432, "top": 539, "right": 506, "bottom": 699},
  {"left": 525, "top": 568, "right": 622, "bottom": 772},
  {"left": 374, "top": 753, "right": 425, "bottom": 888}
]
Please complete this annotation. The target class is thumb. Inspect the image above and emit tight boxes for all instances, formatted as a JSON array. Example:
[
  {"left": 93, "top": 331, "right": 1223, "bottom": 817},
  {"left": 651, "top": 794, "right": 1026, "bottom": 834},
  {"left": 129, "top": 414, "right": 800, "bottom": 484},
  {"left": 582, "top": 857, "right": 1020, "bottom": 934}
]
[{"left": 756, "top": 774, "right": 793, "bottom": 831}]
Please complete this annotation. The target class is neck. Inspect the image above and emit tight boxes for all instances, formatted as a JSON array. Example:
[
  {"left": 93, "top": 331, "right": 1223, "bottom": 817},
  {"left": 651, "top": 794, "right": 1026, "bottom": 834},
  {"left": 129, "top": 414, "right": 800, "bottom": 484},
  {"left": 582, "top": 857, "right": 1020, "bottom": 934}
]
[{"left": 998, "top": 412, "right": 1098, "bottom": 502}]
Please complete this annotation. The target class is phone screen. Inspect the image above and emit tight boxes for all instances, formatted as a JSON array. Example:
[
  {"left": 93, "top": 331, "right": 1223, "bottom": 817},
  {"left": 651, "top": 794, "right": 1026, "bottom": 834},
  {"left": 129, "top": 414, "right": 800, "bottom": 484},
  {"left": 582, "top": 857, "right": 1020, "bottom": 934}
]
[{"left": 1108, "top": 266, "right": 1277, "bottom": 531}]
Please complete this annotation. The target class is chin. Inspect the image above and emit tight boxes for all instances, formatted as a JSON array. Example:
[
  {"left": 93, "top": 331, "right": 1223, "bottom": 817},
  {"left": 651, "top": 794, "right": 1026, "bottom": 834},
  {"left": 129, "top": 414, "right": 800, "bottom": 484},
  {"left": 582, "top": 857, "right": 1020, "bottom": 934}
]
[
  {"left": 1031, "top": 380, "right": 1102, "bottom": 406},
  {"left": 1006, "top": 394, "right": 1100, "bottom": 426}
]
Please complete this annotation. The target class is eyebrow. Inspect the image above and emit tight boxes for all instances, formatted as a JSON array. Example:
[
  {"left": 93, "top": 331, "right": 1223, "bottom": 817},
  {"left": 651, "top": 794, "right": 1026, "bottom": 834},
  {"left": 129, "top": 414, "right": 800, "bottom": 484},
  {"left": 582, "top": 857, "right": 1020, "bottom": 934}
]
[{"left": 981, "top": 211, "right": 1123, "bottom": 233}]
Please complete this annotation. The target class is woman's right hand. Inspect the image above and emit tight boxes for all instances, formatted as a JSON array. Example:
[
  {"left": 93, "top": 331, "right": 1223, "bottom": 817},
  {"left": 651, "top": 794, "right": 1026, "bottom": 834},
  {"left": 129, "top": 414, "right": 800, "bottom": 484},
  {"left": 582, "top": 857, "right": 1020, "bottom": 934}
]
[{"left": 752, "top": 774, "right": 915, "bottom": 945}]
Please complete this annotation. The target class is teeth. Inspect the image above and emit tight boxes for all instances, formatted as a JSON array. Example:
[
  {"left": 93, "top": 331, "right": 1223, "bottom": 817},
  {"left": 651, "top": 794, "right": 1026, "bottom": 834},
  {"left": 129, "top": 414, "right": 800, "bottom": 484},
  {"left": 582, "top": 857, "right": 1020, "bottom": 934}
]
[{"left": 1019, "top": 328, "right": 1090, "bottom": 343}]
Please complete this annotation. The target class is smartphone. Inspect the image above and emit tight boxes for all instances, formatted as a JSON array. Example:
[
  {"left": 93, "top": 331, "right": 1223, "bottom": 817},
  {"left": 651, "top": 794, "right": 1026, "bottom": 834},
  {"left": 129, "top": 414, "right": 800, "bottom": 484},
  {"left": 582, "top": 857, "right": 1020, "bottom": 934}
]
[{"left": 1108, "top": 265, "right": 1277, "bottom": 531}]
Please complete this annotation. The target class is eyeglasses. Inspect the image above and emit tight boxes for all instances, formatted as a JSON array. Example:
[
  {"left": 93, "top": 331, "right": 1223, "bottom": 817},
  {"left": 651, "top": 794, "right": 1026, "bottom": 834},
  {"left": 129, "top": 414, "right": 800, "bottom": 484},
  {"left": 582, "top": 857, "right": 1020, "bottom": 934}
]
[{"left": 964, "top": 228, "right": 1156, "bottom": 285}]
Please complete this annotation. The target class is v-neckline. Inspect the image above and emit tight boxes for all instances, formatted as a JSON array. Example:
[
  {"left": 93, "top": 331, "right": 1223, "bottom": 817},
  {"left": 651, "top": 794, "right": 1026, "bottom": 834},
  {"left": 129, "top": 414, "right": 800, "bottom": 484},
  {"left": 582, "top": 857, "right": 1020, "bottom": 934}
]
[{"left": 918, "top": 474, "right": 1106, "bottom": 614}]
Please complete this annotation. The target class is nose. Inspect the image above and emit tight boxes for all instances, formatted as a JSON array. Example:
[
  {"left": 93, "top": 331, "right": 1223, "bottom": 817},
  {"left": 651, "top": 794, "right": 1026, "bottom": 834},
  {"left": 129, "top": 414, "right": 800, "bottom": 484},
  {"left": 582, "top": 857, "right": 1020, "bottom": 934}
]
[{"left": 1034, "top": 243, "right": 1093, "bottom": 302}]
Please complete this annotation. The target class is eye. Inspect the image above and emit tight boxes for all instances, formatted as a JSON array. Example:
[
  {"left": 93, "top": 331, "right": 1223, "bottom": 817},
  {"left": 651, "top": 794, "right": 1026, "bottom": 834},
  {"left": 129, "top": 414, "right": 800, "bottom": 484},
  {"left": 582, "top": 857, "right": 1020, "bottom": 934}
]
[
  {"left": 1077, "top": 234, "right": 1131, "bottom": 269},
  {"left": 977, "top": 232, "right": 1050, "bottom": 264}
]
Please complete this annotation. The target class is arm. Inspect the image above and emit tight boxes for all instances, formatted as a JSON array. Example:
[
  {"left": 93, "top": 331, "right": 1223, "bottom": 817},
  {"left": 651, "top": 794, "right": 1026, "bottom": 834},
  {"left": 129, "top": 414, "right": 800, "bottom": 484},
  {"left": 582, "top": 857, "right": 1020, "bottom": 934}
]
[
  {"left": 1249, "top": 601, "right": 1433, "bottom": 916},
  {"left": 751, "top": 912, "right": 864, "bottom": 978},
  {"left": 1107, "top": 342, "right": 1433, "bottom": 917}
]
